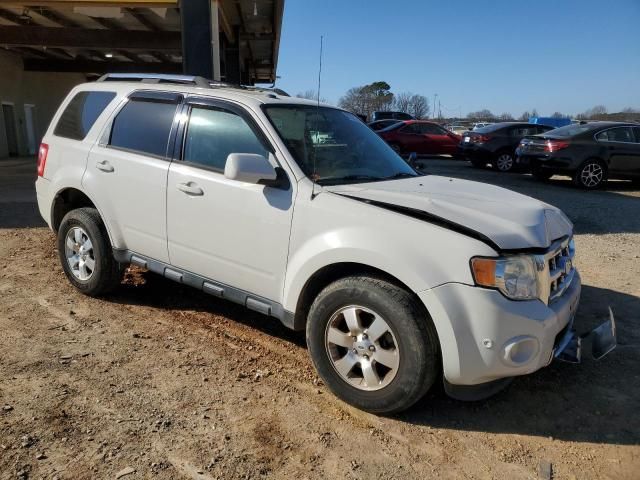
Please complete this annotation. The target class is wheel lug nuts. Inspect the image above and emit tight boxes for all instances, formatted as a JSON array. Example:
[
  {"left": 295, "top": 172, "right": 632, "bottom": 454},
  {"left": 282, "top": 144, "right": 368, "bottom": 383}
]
[
  {"left": 363, "top": 355, "right": 369, "bottom": 360},
  {"left": 352, "top": 348, "right": 357, "bottom": 354},
  {"left": 368, "top": 345, "right": 375, "bottom": 351},
  {"left": 362, "top": 334, "right": 368, "bottom": 340}
]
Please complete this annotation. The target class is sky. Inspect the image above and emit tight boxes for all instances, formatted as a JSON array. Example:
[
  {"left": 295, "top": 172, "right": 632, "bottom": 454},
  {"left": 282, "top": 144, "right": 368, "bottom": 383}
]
[{"left": 274, "top": 0, "right": 640, "bottom": 117}]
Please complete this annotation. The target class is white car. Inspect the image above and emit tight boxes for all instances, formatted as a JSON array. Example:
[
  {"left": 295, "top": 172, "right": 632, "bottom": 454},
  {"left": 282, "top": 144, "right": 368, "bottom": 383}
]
[{"left": 35, "top": 74, "right": 615, "bottom": 413}]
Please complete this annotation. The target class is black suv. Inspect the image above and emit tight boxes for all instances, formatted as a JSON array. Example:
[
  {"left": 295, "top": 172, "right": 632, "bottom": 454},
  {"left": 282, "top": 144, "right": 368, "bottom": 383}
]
[
  {"left": 517, "top": 122, "right": 640, "bottom": 189},
  {"left": 459, "top": 122, "right": 554, "bottom": 172}
]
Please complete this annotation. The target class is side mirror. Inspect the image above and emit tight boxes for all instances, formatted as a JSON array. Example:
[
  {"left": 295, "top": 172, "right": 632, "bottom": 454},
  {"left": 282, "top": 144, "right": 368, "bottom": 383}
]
[{"left": 225, "top": 153, "right": 277, "bottom": 184}]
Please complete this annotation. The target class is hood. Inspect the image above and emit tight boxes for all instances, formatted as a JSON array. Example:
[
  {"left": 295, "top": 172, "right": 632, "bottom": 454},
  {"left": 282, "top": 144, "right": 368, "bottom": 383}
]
[{"left": 325, "top": 176, "right": 572, "bottom": 251}]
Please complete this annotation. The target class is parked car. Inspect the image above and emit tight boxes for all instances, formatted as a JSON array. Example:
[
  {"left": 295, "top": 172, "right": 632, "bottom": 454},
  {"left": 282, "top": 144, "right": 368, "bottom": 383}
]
[
  {"left": 472, "top": 122, "right": 493, "bottom": 130},
  {"left": 516, "top": 121, "right": 640, "bottom": 188},
  {"left": 377, "top": 120, "right": 461, "bottom": 156},
  {"left": 368, "top": 119, "right": 402, "bottom": 131},
  {"left": 447, "top": 124, "right": 469, "bottom": 136},
  {"left": 459, "top": 122, "right": 555, "bottom": 172},
  {"left": 35, "top": 73, "right": 614, "bottom": 414},
  {"left": 371, "top": 111, "right": 414, "bottom": 122}
]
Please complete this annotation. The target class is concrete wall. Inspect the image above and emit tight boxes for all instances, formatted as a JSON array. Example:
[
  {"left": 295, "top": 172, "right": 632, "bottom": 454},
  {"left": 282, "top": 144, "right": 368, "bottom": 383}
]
[{"left": 0, "top": 50, "right": 86, "bottom": 159}]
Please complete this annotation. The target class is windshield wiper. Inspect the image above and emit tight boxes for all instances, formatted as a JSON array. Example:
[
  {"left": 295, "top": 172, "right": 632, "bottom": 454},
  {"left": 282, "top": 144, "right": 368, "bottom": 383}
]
[
  {"left": 384, "top": 172, "right": 418, "bottom": 180},
  {"left": 317, "top": 174, "right": 384, "bottom": 185}
]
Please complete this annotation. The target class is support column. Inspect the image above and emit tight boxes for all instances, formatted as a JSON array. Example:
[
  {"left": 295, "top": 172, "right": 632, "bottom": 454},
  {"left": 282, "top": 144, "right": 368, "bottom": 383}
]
[
  {"left": 210, "top": 0, "right": 221, "bottom": 81},
  {"left": 179, "top": 0, "right": 213, "bottom": 79}
]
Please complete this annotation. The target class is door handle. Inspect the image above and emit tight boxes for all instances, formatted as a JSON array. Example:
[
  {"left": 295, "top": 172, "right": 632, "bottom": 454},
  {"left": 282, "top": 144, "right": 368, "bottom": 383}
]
[
  {"left": 95, "top": 160, "right": 114, "bottom": 173},
  {"left": 176, "top": 182, "right": 204, "bottom": 196}
]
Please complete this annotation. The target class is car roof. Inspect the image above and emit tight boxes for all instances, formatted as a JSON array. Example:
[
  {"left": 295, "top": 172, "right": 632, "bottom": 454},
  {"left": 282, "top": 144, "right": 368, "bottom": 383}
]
[
  {"left": 578, "top": 121, "right": 639, "bottom": 129},
  {"left": 73, "top": 78, "right": 330, "bottom": 110}
]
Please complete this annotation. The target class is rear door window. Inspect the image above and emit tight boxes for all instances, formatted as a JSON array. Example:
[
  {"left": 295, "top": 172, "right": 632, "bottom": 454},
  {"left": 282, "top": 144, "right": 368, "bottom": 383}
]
[
  {"left": 109, "top": 95, "right": 180, "bottom": 157},
  {"left": 595, "top": 127, "right": 635, "bottom": 143},
  {"left": 54, "top": 91, "right": 116, "bottom": 140},
  {"left": 400, "top": 124, "right": 421, "bottom": 134},
  {"left": 182, "top": 106, "right": 269, "bottom": 172}
]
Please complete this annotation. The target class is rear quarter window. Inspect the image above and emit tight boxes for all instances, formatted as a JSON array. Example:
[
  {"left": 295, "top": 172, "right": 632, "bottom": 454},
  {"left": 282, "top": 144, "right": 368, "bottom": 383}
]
[{"left": 54, "top": 91, "right": 116, "bottom": 140}]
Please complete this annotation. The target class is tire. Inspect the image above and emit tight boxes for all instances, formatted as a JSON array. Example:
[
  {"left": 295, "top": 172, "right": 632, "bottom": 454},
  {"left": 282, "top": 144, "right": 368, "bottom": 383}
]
[
  {"left": 470, "top": 158, "right": 486, "bottom": 169},
  {"left": 306, "top": 276, "right": 439, "bottom": 414},
  {"left": 57, "top": 207, "right": 122, "bottom": 296},
  {"left": 573, "top": 159, "right": 607, "bottom": 189},
  {"left": 494, "top": 151, "right": 515, "bottom": 172}
]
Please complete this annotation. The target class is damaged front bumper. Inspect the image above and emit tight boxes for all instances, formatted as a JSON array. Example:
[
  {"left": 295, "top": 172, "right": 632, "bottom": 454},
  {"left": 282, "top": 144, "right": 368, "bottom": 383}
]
[{"left": 554, "top": 307, "right": 617, "bottom": 364}]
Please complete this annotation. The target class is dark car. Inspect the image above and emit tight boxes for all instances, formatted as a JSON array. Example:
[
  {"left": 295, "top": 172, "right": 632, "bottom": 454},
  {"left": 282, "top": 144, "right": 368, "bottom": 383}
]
[
  {"left": 371, "top": 111, "right": 414, "bottom": 122},
  {"left": 377, "top": 120, "right": 461, "bottom": 156},
  {"left": 368, "top": 119, "right": 402, "bottom": 131},
  {"left": 459, "top": 122, "right": 555, "bottom": 172},
  {"left": 516, "top": 122, "right": 640, "bottom": 189}
]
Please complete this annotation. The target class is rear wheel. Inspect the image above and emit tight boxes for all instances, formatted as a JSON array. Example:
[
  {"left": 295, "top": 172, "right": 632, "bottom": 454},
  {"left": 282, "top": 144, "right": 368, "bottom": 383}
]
[
  {"left": 306, "top": 276, "right": 439, "bottom": 414},
  {"left": 57, "top": 208, "right": 122, "bottom": 296},
  {"left": 573, "top": 159, "right": 607, "bottom": 189},
  {"left": 494, "top": 151, "right": 515, "bottom": 172}
]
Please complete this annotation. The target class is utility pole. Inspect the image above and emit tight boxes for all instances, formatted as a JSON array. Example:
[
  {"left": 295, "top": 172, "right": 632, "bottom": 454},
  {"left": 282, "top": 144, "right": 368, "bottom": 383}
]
[{"left": 433, "top": 93, "right": 438, "bottom": 119}]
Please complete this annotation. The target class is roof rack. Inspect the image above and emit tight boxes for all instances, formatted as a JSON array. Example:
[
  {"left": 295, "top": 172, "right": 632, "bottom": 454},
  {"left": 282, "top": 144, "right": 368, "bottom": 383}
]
[
  {"left": 96, "top": 73, "right": 290, "bottom": 97},
  {"left": 97, "top": 73, "right": 212, "bottom": 87}
]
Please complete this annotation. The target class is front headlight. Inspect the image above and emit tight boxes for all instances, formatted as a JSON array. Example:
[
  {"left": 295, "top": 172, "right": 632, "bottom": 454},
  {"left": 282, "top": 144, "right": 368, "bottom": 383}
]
[{"left": 471, "top": 255, "right": 539, "bottom": 300}]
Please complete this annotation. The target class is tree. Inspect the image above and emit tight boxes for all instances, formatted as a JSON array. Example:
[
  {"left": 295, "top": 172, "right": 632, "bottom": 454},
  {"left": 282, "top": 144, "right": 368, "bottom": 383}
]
[
  {"left": 577, "top": 105, "right": 608, "bottom": 120},
  {"left": 499, "top": 112, "right": 514, "bottom": 121},
  {"left": 393, "top": 92, "right": 431, "bottom": 119},
  {"left": 519, "top": 111, "right": 531, "bottom": 121},
  {"left": 467, "top": 109, "right": 494, "bottom": 121},
  {"left": 295, "top": 89, "right": 327, "bottom": 103},
  {"left": 338, "top": 81, "right": 394, "bottom": 119},
  {"left": 551, "top": 112, "right": 568, "bottom": 118}
]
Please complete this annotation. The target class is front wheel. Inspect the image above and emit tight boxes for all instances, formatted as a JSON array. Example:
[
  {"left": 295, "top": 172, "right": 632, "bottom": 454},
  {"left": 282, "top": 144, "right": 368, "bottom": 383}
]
[
  {"left": 57, "top": 208, "right": 122, "bottom": 296},
  {"left": 306, "top": 276, "right": 439, "bottom": 414},
  {"left": 573, "top": 159, "right": 607, "bottom": 189}
]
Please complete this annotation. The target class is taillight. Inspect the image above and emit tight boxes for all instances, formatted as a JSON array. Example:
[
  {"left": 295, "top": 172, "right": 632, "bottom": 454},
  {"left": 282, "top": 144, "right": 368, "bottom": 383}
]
[
  {"left": 544, "top": 140, "right": 570, "bottom": 153},
  {"left": 473, "top": 135, "right": 491, "bottom": 143},
  {"left": 37, "top": 143, "right": 49, "bottom": 177}
]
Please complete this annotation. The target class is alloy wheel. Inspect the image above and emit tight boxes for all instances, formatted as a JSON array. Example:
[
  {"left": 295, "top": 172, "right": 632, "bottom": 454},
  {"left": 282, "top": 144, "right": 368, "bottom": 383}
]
[
  {"left": 64, "top": 226, "right": 96, "bottom": 281},
  {"left": 324, "top": 305, "right": 400, "bottom": 391},
  {"left": 580, "top": 162, "right": 604, "bottom": 188},
  {"left": 496, "top": 153, "right": 514, "bottom": 171}
]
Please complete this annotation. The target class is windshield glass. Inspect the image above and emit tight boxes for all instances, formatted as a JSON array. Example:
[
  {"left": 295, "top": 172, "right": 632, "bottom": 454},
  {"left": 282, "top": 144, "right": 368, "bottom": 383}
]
[{"left": 263, "top": 105, "right": 417, "bottom": 185}]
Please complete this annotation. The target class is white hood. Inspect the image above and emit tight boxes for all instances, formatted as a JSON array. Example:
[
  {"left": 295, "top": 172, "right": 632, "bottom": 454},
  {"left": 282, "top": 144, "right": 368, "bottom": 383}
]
[{"left": 326, "top": 176, "right": 573, "bottom": 250}]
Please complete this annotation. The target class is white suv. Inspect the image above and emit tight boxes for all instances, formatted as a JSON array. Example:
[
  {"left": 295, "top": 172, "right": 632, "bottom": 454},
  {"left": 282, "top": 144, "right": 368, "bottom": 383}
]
[{"left": 35, "top": 74, "right": 614, "bottom": 413}]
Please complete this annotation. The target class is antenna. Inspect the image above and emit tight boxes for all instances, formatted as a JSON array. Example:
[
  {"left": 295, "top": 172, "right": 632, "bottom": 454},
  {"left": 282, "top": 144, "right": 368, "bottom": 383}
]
[{"left": 311, "top": 35, "right": 323, "bottom": 200}]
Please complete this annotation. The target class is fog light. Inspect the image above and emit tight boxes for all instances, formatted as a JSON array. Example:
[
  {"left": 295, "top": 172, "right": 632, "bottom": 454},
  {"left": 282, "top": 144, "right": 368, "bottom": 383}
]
[{"left": 502, "top": 336, "right": 539, "bottom": 366}]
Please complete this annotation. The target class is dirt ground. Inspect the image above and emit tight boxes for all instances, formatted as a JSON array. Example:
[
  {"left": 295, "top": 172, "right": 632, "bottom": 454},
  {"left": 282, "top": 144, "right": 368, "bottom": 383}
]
[{"left": 1, "top": 157, "right": 639, "bottom": 480}]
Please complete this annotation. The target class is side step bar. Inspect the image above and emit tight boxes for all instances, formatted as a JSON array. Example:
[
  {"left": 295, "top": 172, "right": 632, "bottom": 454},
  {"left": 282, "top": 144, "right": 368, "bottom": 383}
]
[{"left": 113, "top": 249, "right": 297, "bottom": 330}]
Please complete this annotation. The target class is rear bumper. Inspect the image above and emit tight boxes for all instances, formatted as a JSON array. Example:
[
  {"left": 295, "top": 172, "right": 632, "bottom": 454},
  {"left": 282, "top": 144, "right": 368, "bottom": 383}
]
[
  {"left": 419, "top": 271, "right": 582, "bottom": 386},
  {"left": 458, "top": 144, "right": 493, "bottom": 160},
  {"left": 516, "top": 152, "right": 578, "bottom": 172}
]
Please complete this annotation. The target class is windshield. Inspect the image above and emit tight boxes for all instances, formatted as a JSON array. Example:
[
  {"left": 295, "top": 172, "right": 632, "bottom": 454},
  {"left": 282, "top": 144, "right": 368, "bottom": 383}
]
[
  {"left": 263, "top": 105, "right": 417, "bottom": 185},
  {"left": 542, "top": 124, "right": 594, "bottom": 137}
]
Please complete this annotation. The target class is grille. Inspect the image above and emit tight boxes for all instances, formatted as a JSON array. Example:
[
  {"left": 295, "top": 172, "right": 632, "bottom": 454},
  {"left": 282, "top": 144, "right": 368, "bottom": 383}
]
[{"left": 538, "top": 237, "right": 575, "bottom": 304}]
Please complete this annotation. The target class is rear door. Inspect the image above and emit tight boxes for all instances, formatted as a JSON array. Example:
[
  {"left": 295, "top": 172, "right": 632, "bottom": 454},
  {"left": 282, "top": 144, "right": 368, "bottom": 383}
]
[
  {"left": 84, "top": 91, "right": 182, "bottom": 263},
  {"left": 395, "top": 123, "right": 425, "bottom": 153},
  {"left": 595, "top": 127, "right": 638, "bottom": 175}
]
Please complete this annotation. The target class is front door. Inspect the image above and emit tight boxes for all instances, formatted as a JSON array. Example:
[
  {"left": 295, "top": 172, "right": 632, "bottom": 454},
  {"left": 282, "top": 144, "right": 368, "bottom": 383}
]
[{"left": 166, "top": 98, "right": 294, "bottom": 302}]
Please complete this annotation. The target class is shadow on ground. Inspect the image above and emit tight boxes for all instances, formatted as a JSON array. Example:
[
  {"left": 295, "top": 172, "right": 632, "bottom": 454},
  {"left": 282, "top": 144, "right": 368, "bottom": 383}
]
[{"left": 106, "top": 269, "right": 640, "bottom": 446}]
